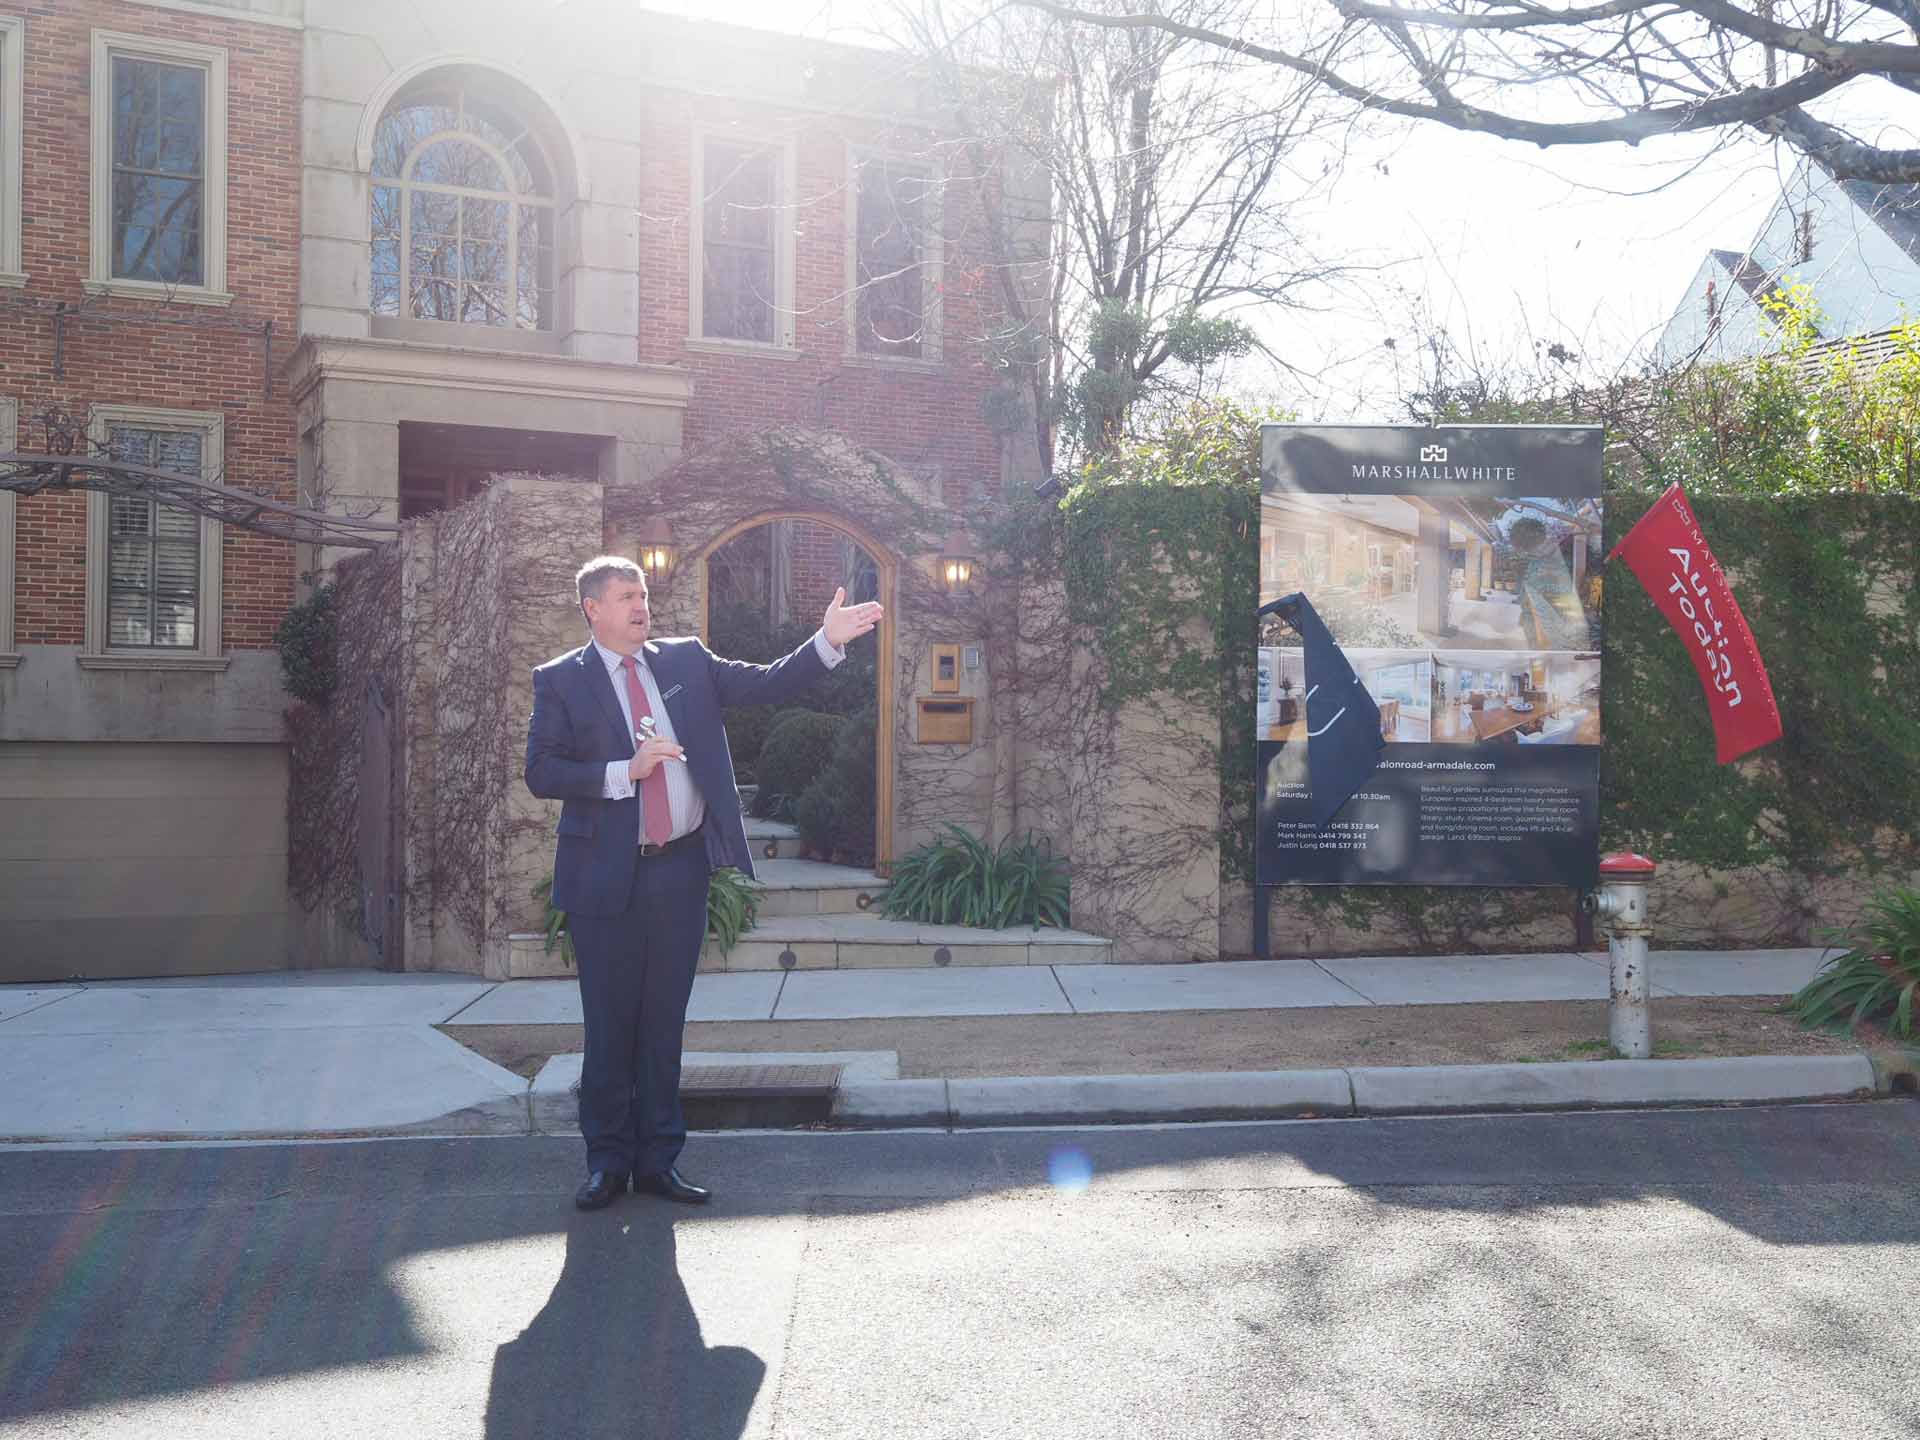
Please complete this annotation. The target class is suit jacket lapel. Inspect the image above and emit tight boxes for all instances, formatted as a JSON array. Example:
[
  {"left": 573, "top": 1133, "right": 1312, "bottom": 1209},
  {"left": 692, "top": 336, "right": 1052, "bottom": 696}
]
[
  {"left": 644, "top": 641, "right": 693, "bottom": 745},
  {"left": 576, "top": 645, "right": 635, "bottom": 756}
]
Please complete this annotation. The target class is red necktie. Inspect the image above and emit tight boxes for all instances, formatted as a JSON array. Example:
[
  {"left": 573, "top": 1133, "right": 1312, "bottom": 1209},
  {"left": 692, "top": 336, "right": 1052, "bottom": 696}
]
[{"left": 620, "top": 656, "right": 674, "bottom": 846}]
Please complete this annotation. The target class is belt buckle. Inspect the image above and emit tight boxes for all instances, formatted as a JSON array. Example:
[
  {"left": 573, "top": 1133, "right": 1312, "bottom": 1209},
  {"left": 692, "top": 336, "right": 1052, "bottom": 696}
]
[{"left": 639, "top": 841, "right": 666, "bottom": 858}]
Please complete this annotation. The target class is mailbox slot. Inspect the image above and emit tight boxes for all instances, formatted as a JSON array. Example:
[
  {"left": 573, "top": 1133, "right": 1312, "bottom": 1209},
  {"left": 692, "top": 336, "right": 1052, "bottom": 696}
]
[{"left": 916, "top": 698, "right": 974, "bottom": 744}]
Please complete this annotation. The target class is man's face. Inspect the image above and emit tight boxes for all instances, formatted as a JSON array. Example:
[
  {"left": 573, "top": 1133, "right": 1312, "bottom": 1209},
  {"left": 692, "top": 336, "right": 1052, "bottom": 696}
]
[{"left": 584, "top": 575, "right": 650, "bottom": 654}]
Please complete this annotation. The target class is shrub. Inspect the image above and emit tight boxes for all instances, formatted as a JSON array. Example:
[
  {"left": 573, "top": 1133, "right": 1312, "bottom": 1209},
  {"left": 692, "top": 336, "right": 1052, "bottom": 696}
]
[
  {"left": 1791, "top": 886, "right": 1920, "bottom": 1039},
  {"left": 753, "top": 710, "right": 843, "bottom": 820},
  {"left": 724, "top": 705, "right": 780, "bottom": 787},
  {"left": 709, "top": 602, "right": 877, "bottom": 784},
  {"left": 880, "top": 825, "right": 1070, "bottom": 930},
  {"left": 534, "top": 866, "right": 760, "bottom": 962},
  {"left": 274, "top": 582, "right": 338, "bottom": 706},
  {"left": 794, "top": 705, "right": 876, "bottom": 865}
]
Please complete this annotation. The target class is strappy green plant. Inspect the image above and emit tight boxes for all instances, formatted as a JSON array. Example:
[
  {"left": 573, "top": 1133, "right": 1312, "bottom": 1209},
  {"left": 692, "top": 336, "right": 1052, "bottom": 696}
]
[
  {"left": 879, "top": 825, "right": 1070, "bottom": 930},
  {"left": 1790, "top": 886, "right": 1920, "bottom": 1040},
  {"left": 533, "top": 867, "right": 760, "bottom": 962},
  {"left": 705, "top": 867, "right": 761, "bottom": 954}
]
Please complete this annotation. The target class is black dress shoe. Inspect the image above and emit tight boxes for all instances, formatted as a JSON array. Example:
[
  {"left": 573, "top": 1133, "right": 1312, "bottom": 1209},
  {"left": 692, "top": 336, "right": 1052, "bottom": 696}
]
[
  {"left": 574, "top": 1170, "right": 630, "bottom": 1211},
  {"left": 633, "top": 1167, "right": 710, "bottom": 1204}
]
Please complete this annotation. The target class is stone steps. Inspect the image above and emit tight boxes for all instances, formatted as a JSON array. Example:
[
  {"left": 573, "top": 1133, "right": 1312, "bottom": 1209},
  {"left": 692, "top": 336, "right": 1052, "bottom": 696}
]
[
  {"left": 744, "top": 816, "right": 805, "bottom": 861},
  {"left": 698, "top": 913, "right": 1111, "bottom": 972},
  {"left": 507, "top": 846, "right": 1113, "bottom": 980},
  {"left": 748, "top": 859, "right": 884, "bottom": 917}
]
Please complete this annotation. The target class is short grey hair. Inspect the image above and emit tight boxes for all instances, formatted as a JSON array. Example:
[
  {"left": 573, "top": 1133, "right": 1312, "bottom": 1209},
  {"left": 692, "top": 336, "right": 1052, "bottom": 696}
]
[{"left": 575, "top": 555, "right": 645, "bottom": 612}]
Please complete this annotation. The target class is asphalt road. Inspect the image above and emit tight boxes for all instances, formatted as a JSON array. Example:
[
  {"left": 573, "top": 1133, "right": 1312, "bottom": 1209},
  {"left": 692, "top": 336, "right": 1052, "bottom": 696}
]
[{"left": 2, "top": 1103, "right": 1916, "bottom": 1439}]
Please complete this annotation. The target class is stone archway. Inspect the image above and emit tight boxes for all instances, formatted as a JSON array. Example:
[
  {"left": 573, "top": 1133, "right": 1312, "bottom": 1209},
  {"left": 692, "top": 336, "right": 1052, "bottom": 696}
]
[
  {"left": 690, "top": 507, "right": 900, "bottom": 870},
  {"left": 608, "top": 428, "right": 960, "bottom": 881}
]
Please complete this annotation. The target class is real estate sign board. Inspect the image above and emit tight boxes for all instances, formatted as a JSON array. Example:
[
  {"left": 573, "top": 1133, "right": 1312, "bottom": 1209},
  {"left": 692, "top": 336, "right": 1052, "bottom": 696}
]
[{"left": 1257, "top": 425, "right": 1604, "bottom": 888}]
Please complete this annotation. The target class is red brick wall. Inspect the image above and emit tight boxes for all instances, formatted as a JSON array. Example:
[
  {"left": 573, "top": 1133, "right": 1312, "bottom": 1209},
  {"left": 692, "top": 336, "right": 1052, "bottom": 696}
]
[
  {"left": 786, "top": 518, "right": 849, "bottom": 617},
  {"left": 5, "top": 1, "right": 299, "bottom": 650},
  {"left": 637, "top": 92, "right": 1007, "bottom": 515}
]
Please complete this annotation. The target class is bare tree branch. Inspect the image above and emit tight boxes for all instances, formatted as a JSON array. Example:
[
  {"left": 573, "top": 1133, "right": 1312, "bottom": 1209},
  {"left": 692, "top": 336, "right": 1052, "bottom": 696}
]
[{"left": 1012, "top": 0, "right": 1920, "bottom": 181}]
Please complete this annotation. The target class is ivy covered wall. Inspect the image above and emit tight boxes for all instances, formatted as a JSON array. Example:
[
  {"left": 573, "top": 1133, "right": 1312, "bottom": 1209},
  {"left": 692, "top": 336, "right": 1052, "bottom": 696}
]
[{"left": 1047, "top": 399, "right": 1920, "bottom": 957}]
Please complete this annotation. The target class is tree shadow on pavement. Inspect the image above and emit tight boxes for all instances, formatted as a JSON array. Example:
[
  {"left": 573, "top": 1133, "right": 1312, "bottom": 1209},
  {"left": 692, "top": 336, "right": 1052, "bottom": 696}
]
[{"left": 3, "top": 1104, "right": 1917, "bottom": 1429}]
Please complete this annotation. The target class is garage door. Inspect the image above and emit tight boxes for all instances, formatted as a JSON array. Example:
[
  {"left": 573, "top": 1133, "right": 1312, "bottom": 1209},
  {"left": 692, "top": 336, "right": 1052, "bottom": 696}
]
[{"left": 0, "top": 742, "right": 289, "bottom": 983}]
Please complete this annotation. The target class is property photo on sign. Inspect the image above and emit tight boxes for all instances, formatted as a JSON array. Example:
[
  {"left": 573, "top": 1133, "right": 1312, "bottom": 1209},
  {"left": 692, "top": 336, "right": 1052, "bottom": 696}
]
[{"left": 1257, "top": 426, "right": 1604, "bottom": 889}]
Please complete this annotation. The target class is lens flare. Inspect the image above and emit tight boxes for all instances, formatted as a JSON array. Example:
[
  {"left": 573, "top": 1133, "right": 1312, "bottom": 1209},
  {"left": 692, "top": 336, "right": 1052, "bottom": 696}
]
[{"left": 1048, "top": 1147, "right": 1094, "bottom": 1192}]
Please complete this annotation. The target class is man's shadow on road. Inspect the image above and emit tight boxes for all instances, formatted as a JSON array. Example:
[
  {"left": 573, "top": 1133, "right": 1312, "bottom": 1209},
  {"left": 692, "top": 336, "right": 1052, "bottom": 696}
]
[{"left": 485, "top": 1212, "right": 763, "bottom": 1440}]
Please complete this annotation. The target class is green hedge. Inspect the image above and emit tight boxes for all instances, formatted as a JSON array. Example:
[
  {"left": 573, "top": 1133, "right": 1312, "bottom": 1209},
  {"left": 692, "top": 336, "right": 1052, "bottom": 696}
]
[
  {"left": 754, "top": 710, "right": 844, "bottom": 821},
  {"left": 794, "top": 704, "right": 877, "bottom": 865},
  {"left": 709, "top": 601, "right": 877, "bottom": 783},
  {"left": 1599, "top": 490, "right": 1920, "bottom": 875}
]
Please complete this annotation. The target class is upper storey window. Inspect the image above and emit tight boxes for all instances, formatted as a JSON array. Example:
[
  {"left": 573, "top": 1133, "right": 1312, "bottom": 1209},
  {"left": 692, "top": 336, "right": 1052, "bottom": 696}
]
[
  {"left": 850, "top": 153, "right": 940, "bottom": 362},
  {"left": 88, "top": 30, "right": 230, "bottom": 305},
  {"left": 371, "top": 86, "right": 555, "bottom": 331}
]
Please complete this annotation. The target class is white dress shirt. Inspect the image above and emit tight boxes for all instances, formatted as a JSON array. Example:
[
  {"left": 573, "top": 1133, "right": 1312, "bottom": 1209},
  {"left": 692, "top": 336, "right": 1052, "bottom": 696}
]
[{"left": 593, "top": 632, "right": 846, "bottom": 845}]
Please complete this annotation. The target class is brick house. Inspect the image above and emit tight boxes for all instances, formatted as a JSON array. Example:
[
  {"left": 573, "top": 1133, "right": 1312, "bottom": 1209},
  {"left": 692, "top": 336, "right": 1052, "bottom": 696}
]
[
  {"left": 0, "top": 1, "right": 1043, "bottom": 982},
  {"left": 0, "top": 0, "right": 302, "bottom": 981}
]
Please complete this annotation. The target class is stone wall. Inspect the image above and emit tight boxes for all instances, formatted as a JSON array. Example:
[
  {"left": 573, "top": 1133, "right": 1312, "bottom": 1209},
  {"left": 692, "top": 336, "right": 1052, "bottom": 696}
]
[{"left": 395, "top": 476, "right": 603, "bottom": 978}]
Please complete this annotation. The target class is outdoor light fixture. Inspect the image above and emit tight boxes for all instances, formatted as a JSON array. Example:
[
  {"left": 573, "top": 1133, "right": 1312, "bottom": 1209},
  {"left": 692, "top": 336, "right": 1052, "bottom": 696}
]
[
  {"left": 938, "top": 527, "right": 977, "bottom": 591},
  {"left": 636, "top": 516, "right": 678, "bottom": 585}
]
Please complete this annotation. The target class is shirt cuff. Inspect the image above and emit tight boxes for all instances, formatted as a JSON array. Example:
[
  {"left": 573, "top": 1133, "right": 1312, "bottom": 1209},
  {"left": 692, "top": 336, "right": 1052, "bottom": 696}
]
[
  {"left": 812, "top": 628, "right": 846, "bottom": 670},
  {"left": 603, "top": 759, "right": 634, "bottom": 800}
]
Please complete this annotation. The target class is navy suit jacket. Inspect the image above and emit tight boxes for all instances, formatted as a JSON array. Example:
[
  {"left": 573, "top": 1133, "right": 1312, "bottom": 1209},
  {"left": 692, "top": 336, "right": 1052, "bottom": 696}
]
[{"left": 524, "top": 633, "right": 830, "bottom": 916}]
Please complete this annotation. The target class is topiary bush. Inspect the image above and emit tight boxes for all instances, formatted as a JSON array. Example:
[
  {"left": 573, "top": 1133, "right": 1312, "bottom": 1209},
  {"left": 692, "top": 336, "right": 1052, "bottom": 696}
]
[
  {"left": 753, "top": 709, "right": 844, "bottom": 821},
  {"left": 709, "top": 601, "right": 878, "bottom": 784},
  {"left": 794, "top": 705, "right": 876, "bottom": 866},
  {"left": 274, "top": 582, "right": 339, "bottom": 707}
]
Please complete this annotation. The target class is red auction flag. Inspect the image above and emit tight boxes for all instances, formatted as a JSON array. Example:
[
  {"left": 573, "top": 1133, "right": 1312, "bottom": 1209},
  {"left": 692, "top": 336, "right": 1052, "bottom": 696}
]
[{"left": 1607, "top": 483, "right": 1783, "bottom": 764}]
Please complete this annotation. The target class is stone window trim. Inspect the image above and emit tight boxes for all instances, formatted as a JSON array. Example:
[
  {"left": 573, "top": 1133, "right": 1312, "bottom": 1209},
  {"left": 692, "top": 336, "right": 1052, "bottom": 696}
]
[
  {"left": 369, "top": 81, "right": 559, "bottom": 337},
  {"left": 81, "top": 403, "right": 228, "bottom": 672},
  {"left": 0, "top": 16, "right": 23, "bottom": 289},
  {"left": 687, "top": 126, "right": 800, "bottom": 355},
  {"left": 86, "top": 29, "right": 232, "bottom": 308},
  {"left": 843, "top": 144, "right": 945, "bottom": 368},
  {"left": 0, "top": 396, "right": 16, "bottom": 666}
]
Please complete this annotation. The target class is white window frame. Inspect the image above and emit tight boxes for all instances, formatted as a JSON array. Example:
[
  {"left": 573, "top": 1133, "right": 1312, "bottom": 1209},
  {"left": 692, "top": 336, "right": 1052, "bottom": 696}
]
[
  {"left": 688, "top": 126, "right": 799, "bottom": 356},
  {"left": 0, "top": 16, "right": 24, "bottom": 288},
  {"left": 369, "top": 85, "right": 559, "bottom": 336},
  {"left": 88, "top": 29, "right": 231, "bottom": 307},
  {"left": 82, "top": 404, "right": 226, "bottom": 670},
  {"left": 0, "top": 395, "right": 16, "bottom": 665},
  {"left": 844, "top": 145, "right": 944, "bottom": 367}
]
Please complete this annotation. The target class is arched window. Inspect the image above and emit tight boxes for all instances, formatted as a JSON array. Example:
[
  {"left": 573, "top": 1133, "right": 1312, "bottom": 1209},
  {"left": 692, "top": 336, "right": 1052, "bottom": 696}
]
[{"left": 370, "top": 82, "right": 555, "bottom": 331}]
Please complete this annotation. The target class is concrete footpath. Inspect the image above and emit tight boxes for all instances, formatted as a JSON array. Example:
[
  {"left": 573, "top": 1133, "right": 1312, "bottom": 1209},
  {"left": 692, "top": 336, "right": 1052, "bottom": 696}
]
[{"left": 0, "top": 948, "right": 1892, "bottom": 1143}]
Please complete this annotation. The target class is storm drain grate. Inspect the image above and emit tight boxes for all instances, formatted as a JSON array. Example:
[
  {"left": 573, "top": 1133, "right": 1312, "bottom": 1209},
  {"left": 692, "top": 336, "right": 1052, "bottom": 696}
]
[{"left": 679, "top": 1063, "right": 843, "bottom": 1099}]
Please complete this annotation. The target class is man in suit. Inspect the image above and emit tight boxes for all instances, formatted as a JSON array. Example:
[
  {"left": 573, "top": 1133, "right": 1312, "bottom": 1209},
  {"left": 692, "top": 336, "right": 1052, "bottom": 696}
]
[{"left": 525, "top": 555, "right": 882, "bottom": 1210}]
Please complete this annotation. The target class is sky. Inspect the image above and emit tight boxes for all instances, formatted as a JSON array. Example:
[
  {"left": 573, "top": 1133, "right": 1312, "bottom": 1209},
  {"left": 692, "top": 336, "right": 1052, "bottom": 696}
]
[{"left": 623, "top": 0, "right": 1909, "bottom": 420}]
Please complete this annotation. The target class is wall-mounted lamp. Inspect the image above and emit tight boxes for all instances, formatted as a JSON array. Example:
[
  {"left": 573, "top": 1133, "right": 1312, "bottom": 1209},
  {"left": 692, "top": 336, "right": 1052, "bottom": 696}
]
[
  {"left": 938, "top": 527, "right": 977, "bottom": 591},
  {"left": 636, "top": 515, "right": 678, "bottom": 586}
]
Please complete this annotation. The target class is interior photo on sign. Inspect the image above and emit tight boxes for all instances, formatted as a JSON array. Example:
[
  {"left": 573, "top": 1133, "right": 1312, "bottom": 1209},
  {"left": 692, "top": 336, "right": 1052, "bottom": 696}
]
[
  {"left": 1259, "top": 492, "right": 1603, "bottom": 652},
  {"left": 1258, "top": 647, "right": 1432, "bottom": 744},
  {"left": 1432, "top": 651, "right": 1601, "bottom": 746}
]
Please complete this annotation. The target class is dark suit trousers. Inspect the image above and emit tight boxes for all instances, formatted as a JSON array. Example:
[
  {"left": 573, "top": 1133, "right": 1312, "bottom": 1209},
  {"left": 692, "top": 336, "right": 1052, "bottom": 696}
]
[{"left": 568, "top": 835, "right": 710, "bottom": 1177}]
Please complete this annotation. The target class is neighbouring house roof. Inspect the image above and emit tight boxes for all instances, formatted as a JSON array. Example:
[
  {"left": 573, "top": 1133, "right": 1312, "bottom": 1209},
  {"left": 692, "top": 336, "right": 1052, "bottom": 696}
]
[
  {"left": 1708, "top": 248, "right": 1783, "bottom": 307},
  {"left": 1832, "top": 176, "right": 1920, "bottom": 268},
  {"left": 1658, "top": 161, "right": 1920, "bottom": 364}
]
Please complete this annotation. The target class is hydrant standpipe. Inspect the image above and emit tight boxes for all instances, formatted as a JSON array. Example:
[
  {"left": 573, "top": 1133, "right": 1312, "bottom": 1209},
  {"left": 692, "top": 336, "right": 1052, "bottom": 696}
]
[{"left": 1590, "top": 853, "right": 1657, "bottom": 1060}]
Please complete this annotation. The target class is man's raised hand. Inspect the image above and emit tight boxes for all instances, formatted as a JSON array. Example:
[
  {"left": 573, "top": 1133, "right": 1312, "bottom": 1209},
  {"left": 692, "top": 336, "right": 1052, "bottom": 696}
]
[{"left": 823, "top": 586, "right": 884, "bottom": 648}]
